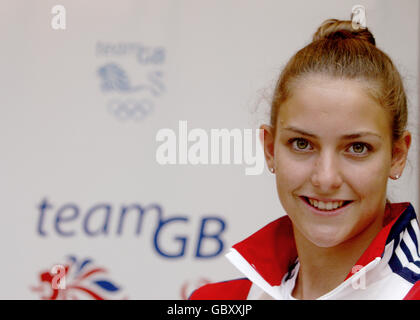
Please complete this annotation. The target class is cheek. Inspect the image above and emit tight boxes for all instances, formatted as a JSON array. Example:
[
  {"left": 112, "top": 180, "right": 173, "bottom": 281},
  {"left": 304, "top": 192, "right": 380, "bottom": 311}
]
[
  {"left": 274, "top": 148, "right": 311, "bottom": 192},
  {"left": 343, "top": 156, "right": 391, "bottom": 199}
]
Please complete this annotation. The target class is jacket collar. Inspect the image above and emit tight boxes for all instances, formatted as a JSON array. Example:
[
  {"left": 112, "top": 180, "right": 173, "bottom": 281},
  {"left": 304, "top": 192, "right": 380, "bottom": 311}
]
[{"left": 232, "top": 202, "right": 414, "bottom": 286}]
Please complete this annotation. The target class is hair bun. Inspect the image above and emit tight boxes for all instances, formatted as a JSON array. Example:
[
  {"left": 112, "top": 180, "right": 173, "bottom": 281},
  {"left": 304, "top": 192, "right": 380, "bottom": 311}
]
[{"left": 312, "top": 19, "right": 376, "bottom": 46}]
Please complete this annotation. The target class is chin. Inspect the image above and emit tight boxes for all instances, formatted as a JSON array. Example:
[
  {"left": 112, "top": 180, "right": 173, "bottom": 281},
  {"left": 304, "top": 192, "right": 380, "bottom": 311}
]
[
  {"left": 309, "top": 237, "right": 344, "bottom": 248},
  {"left": 303, "top": 226, "right": 347, "bottom": 248}
]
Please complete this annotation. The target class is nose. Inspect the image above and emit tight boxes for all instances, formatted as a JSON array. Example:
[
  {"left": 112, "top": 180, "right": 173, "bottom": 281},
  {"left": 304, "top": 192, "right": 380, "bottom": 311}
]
[{"left": 311, "top": 150, "right": 343, "bottom": 192}]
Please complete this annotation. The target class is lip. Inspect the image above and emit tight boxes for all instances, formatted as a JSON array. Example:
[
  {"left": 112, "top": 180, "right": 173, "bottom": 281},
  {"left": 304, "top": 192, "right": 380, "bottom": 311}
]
[
  {"left": 305, "top": 196, "right": 350, "bottom": 202},
  {"left": 299, "top": 196, "right": 353, "bottom": 217}
]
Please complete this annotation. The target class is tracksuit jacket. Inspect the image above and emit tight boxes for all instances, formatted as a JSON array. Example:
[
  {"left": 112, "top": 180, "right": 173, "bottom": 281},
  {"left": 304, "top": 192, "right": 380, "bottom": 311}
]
[{"left": 190, "top": 202, "right": 420, "bottom": 300}]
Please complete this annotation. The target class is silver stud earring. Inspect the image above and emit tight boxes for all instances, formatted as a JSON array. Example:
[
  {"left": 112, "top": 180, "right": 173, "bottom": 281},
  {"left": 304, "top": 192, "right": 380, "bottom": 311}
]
[
  {"left": 269, "top": 167, "right": 275, "bottom": 173},
  {"left": 394, "top": 174, "right": 400, "bottom": 179}
]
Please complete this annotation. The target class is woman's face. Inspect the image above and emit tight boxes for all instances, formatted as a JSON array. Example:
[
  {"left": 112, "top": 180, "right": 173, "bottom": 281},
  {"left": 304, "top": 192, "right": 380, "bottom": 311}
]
[{"left": 265, "top": 76, "right": 400, "bottom": 248}]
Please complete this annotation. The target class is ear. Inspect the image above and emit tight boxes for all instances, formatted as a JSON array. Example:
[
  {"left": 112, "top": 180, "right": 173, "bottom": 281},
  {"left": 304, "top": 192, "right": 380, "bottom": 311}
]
[
  {"left": 390, "top": 131, "right": 411, "bottom": 179},
  {"left": 259, "top": 124, "right": 276, "bottom": 172}
]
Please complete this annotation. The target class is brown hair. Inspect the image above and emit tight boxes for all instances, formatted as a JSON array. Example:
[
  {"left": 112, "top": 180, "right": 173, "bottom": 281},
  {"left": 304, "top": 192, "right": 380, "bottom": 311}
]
[{"left": 270, "top": 19, "right": 407, "bottom": 143}]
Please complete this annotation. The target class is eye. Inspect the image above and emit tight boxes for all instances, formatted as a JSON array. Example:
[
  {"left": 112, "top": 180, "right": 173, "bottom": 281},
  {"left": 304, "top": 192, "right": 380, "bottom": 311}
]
[
  {"left": 289, "top": 138, "right": 312, "bottom": 151},
  {"left": 347, "top": 142, "right": 371, "bottom": 155}
]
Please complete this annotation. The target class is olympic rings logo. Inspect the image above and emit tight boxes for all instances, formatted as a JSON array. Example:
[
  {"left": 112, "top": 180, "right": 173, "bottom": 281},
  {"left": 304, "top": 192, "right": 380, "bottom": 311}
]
[{"left": 107, "top": 98, "right": 154, "bottom": 121}]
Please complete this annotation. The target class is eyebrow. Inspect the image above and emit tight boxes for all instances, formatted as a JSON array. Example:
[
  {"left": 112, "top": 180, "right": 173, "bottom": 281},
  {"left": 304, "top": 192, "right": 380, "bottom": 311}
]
[{"left": 281, "top": 126, "right": 383, "bottom": 140}]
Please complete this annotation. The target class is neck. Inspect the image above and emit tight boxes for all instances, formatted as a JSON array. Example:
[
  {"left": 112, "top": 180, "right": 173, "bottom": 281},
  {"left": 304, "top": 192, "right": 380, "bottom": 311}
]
[{"left": 291, "top": 209, "right": 385, "bottom": 300}]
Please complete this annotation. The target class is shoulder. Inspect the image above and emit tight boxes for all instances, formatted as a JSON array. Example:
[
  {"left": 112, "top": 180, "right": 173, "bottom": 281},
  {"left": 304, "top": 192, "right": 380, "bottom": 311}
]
[
  {"left": 403, "top": 280, "right": 420, "bottom": 300},
  {"left": 189, "top": 278, "right": 252, "bottom": 300}
]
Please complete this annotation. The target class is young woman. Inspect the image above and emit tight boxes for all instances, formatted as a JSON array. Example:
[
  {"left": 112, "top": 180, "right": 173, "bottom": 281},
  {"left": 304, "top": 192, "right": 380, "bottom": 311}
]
[{"left": 190, "top": 15, "right": 420, "bottom": 300}]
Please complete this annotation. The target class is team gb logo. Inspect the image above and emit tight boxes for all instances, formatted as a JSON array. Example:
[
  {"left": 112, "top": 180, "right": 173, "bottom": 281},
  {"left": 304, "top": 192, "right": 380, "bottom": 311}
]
[{"left": 31, "top": 255, "right": 127, "bottom": 300}]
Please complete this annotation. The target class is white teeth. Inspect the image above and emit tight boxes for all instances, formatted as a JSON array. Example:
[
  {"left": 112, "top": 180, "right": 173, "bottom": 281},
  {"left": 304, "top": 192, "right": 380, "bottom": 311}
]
[{"left": 306, "top": 198, "right": 346, "bottom": 211}]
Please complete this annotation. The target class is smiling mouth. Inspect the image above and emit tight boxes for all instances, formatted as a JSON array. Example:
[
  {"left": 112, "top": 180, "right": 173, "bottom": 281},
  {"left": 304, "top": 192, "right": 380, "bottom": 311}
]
[{"left": 300, "top": 196, "right": 353, "bottom": 212}]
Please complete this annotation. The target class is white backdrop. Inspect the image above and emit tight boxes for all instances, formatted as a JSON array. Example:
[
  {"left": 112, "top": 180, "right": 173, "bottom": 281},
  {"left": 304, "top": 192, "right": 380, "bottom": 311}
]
[{"left": 0, "top": 0, "right": 418, "bottom": 299}]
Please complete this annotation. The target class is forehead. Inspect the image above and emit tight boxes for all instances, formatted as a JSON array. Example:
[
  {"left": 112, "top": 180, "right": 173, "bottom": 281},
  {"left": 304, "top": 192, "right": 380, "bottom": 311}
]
[{"left": 278, "top": 76, "right": 391, "bottom": 137}]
